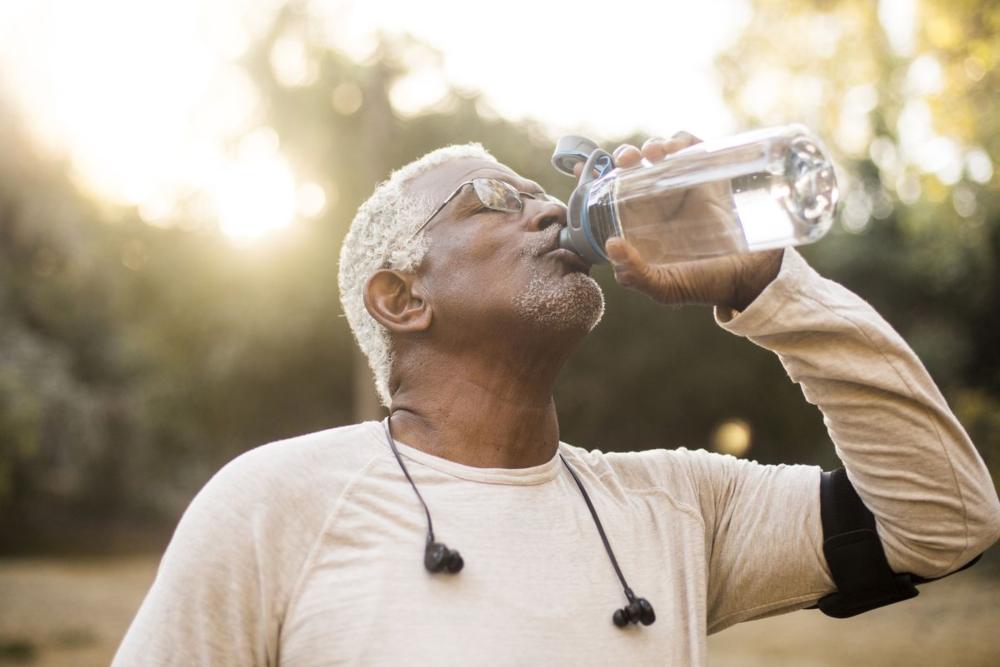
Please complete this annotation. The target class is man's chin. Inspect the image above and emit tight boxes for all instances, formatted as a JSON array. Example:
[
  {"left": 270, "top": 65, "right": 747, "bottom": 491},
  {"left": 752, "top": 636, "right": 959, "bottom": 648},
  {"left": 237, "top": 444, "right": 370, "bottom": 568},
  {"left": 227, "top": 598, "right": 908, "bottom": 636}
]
[{"left": 513, "top": 272, "right": 605, "bottom": 334}]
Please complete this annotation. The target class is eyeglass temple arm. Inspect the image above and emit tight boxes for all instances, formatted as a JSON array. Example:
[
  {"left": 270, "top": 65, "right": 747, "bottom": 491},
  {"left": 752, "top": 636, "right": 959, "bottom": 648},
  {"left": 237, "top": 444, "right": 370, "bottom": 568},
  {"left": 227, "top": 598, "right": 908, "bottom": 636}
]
[{"left": 412, "top": 182, "right": 470, "bottom": 236}]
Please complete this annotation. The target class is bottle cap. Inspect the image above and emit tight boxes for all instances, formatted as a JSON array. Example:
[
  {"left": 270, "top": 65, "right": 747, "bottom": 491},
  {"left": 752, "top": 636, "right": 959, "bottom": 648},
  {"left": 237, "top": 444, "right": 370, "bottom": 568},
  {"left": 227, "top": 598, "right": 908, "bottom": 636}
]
[{"left": 551, "top": 135, "right": 602, "bottom": 176}]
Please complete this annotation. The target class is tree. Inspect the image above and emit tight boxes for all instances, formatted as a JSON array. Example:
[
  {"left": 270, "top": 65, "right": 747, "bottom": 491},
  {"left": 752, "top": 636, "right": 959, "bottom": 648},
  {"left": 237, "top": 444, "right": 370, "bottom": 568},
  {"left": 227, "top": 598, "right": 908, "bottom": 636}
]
[{"left": 716, "top": 0, "right": 1000, "bottom": 482}]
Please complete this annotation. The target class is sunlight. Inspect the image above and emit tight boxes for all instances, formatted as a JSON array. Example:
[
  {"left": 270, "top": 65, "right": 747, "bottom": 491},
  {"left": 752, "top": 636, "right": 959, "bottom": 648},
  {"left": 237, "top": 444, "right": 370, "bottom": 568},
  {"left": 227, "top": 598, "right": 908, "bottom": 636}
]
[
  {"left": 321, "top": 0, "right": 748, "bottom": 138},
  {"left": 214, "top": 128, "right": 297, "bottom": 241},
  {"left": 712, "top": 419, "right": 752, "bottom": 457},
  {"left": 0, "top": 0, "right": 748, "bottom": 242},
  {"left": 0, "top": 0, "right": 282, "bottom": 241},
  {"left": 878, "top": 0, "right": 917, "bottom": 55}
]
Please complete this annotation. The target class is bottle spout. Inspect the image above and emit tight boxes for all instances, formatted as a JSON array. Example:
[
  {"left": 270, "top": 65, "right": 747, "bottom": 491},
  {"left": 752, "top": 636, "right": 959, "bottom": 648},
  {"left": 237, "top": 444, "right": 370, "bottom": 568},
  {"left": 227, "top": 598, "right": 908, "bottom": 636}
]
[
  {"left": 552, "top": 135, "right": 602, "bottom": 177},
  {"left": 559, "top": 218, "right": 609, "bottom": 266},
  {"left": 552, "top": 140, "right": 617, "bottom": 266},
  {"left": 558, "top": 227, "right": 576, "bottom": 253}
]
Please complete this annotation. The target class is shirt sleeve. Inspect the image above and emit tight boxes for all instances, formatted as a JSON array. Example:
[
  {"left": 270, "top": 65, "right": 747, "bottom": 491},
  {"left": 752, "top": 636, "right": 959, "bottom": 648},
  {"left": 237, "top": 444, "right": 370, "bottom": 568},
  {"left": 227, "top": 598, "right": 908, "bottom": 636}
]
[
  {"left": 664, "top": 447, "right": 831, "bottom": 633},
  {"left": 111, "top": 443, "right": 336, "bottom": 666},
  {"left": 701, "top": 247, "right": 1000, "bottom": 629}
]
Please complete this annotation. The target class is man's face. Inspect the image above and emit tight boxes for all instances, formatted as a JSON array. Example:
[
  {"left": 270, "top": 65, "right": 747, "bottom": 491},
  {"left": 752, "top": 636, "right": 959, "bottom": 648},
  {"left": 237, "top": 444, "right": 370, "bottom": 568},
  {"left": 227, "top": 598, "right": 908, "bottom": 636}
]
[{"left": 408, "top": 158, "right": 605, "bottom": 343}]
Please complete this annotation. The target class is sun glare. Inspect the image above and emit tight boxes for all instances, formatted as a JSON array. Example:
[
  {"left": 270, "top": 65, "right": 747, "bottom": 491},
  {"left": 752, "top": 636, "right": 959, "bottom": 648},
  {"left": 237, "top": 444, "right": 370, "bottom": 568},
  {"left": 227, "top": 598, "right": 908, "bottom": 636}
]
[
  {"left": 0, "top": 0, "right": 751, "bottom": 244},
  {"left": 712, "top": 419, "right": 752, "bottom": 457},
  {"left": 214, "top": 128, "right": 297, "bottom": 242}
]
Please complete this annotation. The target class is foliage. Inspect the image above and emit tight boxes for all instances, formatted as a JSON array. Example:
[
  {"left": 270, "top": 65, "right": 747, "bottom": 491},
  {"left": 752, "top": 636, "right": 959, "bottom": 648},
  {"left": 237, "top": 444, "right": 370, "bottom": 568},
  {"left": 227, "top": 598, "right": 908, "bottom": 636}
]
[
  {"left": 715, "top": 0, "right": 1000, "bottom": 483},
  {"left": 0, "top": 0, "right": 995, "bottom": 550}
]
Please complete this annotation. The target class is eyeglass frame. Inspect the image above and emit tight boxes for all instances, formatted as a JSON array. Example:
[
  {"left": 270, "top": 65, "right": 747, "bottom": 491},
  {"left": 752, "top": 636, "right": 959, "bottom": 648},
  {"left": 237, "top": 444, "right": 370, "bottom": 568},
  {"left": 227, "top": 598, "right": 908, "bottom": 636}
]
[{"left": 410, "top": 177, "right": 564, "bottom": 238}]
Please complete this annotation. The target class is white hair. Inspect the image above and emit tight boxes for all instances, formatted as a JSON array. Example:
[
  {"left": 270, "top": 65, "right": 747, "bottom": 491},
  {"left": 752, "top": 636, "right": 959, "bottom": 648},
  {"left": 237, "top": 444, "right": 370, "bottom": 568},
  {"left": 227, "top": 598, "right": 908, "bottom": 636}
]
[{"left": 338, "top": 143, "right": 498, "bottom": 406}]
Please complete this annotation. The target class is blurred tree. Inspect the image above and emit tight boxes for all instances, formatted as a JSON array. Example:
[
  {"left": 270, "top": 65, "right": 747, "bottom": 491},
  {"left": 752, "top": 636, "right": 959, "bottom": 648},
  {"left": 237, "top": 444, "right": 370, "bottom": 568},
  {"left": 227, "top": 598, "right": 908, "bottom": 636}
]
[
  {"left": 241, "top": 6, "right": 827, "bottom": 469},
  {"left": 2, "top": 0, "right": 995, "bottom": 553},
  {"left": 0, "top": 89, "right": 359, "bottom": 549},
  {"left": 716, "top": 0, "right": 1000, "bottom": 481}
]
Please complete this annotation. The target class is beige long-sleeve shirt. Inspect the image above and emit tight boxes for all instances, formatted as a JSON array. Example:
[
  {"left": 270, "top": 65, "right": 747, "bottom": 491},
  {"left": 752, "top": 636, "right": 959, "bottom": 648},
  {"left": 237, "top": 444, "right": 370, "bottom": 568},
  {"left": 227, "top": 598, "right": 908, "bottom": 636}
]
[{"left": 113, "top": 248, "right": 1000, "bottom": 666}]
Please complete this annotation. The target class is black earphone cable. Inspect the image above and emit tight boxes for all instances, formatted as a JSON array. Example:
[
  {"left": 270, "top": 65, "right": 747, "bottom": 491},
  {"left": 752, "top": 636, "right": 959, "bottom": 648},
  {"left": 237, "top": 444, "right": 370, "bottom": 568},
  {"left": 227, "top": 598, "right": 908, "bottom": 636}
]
[
  {"left": 559, "top": 454, "right": 635, "bottom": 603},
  {"left": 384, "top": 418, "right": 436, "bottom": 545},
  {"left": 382, "top": 417, "right": 653, "bottom": 625}
]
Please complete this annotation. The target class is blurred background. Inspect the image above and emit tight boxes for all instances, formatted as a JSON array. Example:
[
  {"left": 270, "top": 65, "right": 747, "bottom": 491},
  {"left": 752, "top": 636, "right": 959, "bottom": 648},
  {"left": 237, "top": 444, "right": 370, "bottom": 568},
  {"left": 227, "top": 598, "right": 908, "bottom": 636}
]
[{"left": 0, "top": 0, "right": 997, "bottom": 664}]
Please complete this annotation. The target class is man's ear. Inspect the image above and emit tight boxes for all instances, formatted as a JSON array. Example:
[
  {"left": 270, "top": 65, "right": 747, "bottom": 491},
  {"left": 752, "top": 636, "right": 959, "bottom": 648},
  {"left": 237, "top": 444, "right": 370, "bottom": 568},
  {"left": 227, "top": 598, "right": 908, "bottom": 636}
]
[{"left": 363, "top": 269, "right": 432, "bottom": 334}]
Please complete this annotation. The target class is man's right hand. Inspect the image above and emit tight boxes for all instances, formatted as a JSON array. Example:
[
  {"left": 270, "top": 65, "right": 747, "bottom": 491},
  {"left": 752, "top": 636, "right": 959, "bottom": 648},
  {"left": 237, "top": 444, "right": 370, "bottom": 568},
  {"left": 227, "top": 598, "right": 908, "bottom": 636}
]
[{"left": 603, "top": 133, "right": 783, "bottom": 312}]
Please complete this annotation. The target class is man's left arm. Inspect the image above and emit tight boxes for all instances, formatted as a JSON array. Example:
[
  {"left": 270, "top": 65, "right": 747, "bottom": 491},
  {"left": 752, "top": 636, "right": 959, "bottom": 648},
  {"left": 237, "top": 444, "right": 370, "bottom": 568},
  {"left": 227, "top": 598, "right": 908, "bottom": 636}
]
[
  {"left": 714, "top": 246, "right": 1000, "bottom": 579},
  {"left": 607, "top": 135, "right": 1000, "bottom": 629}
]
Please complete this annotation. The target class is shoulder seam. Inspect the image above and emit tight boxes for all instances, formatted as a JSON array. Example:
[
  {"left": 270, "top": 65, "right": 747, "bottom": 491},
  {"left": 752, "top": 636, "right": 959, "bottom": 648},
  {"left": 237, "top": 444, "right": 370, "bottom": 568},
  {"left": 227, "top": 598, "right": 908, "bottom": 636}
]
[
  {"left": 618, "top": 484, "right": 706, "bottom": 528},
  {"left": 278, "top": 451, "right": 386, "bottom": 630},
  {"left": 574, "top": 455, "right": 706, "bottom": 528}
]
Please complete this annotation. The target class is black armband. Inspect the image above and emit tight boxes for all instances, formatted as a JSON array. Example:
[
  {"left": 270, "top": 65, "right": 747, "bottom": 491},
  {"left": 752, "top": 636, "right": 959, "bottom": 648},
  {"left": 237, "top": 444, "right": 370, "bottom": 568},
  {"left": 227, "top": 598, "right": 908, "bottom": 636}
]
[{"left": 812, "top": 467, "right": 981, "bottom": 619}]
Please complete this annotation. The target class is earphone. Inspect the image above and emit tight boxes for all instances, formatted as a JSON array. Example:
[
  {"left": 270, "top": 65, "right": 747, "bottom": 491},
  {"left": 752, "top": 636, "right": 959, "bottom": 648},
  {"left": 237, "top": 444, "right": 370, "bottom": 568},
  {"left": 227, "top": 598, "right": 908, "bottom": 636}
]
[
  {"left": 384, "top": 419, "right": 464, "bottom": 574},
  {"left": 383, "top": 419, "right": 655, "bottom": 628},
  {"left": 613, "top": 596, "right": 656, "bottom": 628},
  {"left": 424, "top": 541, "right": 464, "bottom": 574}
]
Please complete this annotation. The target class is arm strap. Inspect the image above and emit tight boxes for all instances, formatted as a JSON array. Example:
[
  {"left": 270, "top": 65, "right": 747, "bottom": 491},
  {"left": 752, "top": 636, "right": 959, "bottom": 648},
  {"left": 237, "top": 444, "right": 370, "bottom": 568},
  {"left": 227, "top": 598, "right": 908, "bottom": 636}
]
[{"left": 813, "top": 467, "right": 981, "bottom": 618}]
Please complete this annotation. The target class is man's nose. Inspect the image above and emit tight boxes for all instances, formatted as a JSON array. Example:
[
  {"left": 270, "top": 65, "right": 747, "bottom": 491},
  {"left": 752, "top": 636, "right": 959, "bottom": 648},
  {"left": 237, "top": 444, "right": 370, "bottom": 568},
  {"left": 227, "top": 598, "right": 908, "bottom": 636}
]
[{"left": 526, "top": 198, "right": 567, "bottom": 232}]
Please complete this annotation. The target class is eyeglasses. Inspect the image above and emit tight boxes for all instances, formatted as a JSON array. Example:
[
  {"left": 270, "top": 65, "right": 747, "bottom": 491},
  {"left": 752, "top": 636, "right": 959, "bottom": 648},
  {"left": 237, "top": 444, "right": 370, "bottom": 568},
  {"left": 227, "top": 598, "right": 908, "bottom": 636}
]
[{"left": 412, "top": 177, "right": 564, "bottom": 236}]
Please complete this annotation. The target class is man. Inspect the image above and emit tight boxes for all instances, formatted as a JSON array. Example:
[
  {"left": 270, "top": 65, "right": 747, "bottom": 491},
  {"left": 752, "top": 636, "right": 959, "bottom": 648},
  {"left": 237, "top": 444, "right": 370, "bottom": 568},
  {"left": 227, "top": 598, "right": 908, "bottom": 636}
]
[{"left": 115, "top": 134, "right": 1000, "bottom": 665}]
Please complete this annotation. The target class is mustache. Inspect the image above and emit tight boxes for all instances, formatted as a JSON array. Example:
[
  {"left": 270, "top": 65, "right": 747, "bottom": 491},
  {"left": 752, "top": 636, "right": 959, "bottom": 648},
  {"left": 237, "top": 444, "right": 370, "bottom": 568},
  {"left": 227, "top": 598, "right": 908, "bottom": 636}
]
[
  {"left": 525, "top": 225, "right": 563, "bottom": 257},
  {"left": 513, "top": 224, "right": 567, "bottom": 261}
]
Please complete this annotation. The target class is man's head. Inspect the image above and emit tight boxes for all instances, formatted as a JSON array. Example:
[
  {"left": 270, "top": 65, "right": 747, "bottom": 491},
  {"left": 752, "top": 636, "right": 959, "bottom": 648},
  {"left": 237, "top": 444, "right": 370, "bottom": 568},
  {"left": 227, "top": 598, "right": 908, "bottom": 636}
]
[{"left": 338, "top": 144, "right": 604, "bottom": 406}]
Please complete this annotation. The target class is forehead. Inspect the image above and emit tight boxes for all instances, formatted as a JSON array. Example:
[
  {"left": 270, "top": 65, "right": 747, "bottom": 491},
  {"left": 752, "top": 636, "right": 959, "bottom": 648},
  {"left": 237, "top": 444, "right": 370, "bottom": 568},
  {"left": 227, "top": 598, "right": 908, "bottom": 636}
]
[{"left": 407, "top": 157, "right": 541, "bottom": 203}]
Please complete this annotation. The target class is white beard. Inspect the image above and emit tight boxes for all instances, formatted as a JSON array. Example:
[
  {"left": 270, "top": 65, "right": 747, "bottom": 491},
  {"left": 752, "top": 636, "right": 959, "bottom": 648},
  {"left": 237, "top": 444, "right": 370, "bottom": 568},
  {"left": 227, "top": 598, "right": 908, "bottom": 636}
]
[{"left": 512, "top": 270, "right": 605, "bottom": 334}]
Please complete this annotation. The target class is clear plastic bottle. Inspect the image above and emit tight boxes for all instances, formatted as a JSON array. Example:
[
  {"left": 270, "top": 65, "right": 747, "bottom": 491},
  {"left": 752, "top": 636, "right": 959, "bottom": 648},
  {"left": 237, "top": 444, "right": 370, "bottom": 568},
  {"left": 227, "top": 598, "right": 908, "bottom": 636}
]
[{"left": 551, "top": 125, "right": 839, "bottom": 265}]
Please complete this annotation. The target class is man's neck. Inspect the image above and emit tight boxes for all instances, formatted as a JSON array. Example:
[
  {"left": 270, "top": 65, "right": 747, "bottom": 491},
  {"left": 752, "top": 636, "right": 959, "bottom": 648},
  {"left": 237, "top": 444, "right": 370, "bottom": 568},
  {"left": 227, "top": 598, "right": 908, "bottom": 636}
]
[{"left": 387, "top": 345, "right": 567, "bottom": 468}]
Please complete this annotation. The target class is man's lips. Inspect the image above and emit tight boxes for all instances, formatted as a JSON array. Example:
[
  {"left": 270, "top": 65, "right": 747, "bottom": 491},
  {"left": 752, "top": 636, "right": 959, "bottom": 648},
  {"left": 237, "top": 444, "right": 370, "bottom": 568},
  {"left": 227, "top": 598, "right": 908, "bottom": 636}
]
[{"left": 546, "top": 247, "right": 592, "bottom": 274}]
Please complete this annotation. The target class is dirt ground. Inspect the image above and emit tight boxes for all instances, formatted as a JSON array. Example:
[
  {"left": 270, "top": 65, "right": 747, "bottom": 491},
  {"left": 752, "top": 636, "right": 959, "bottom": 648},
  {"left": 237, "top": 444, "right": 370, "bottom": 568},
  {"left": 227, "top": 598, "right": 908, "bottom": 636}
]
[{"left": 0, "top": 555, "right": 997, "bottom": 666}]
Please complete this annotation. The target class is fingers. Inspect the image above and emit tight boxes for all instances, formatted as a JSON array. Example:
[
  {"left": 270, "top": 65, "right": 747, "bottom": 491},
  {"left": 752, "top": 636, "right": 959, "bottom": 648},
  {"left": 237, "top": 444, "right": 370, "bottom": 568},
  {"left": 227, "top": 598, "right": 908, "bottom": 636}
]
[
  {"left": 606, "top": 236, "right": 703, "bottom": 306},
  {"left": 640, "top": 137, "right": 670, "bottom": 162},
  {"left": 574, "top": 143, "right": 642, "bottom": 177},
  {"left": 606, "top": 237, "right": 654, "bottom": 291},
  {"left": 602, "top": 133, "right": 702, "bottom": 171},
  {"left": 613, "top": 144, "right": 642, "bottom": 168},
  {"left": 639, "top": 132, "right": 702, "bottom": 163},
  {"left": 671, "top": 130, "right": 701, "bottom": 145},
  {"left": 605, "top": 236, "right": 642, "bottom": 265}
]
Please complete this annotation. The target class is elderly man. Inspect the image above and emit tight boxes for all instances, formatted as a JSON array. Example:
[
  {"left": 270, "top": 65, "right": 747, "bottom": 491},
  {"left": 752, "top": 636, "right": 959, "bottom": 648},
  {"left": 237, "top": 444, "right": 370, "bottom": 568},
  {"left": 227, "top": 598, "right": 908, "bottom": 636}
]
[{"left": 115, "top": 135, "right": 1000, "bottom": 665}]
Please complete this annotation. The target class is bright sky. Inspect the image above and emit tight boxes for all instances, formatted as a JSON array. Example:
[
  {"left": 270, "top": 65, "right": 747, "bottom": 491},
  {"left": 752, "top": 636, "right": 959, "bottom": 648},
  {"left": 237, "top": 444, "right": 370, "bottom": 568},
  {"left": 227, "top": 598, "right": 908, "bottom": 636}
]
[{"left": 0, "top": 0, "right": 752, "bottom": 240}]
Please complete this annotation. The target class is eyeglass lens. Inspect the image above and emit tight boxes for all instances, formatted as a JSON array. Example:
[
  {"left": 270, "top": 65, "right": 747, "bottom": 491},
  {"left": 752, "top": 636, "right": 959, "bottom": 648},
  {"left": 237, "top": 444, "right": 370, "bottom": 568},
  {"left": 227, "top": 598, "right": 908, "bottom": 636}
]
[
  {"left": 471, "top": 178, "right": 523, "bottom": 213},
  {"left": 470, "top": 178, "right": 564, "bottom": 213}
]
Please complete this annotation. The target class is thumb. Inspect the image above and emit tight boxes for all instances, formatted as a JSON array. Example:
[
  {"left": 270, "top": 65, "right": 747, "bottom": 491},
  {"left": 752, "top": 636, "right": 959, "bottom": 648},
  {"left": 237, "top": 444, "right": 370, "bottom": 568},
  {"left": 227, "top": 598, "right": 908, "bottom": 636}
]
[
  {"left": 606, "top": 237, "right": 658, "bottom": 291},
  {"left": 606, "top": 237, "right": 699, "bottom": 305}
]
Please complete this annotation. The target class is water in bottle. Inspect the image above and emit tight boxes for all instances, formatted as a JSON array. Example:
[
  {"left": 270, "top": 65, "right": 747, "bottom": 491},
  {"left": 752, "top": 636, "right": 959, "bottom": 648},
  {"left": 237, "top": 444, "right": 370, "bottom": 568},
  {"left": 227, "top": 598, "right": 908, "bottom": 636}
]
[{"left": 552, "top": 125, "right": 839, "bottom": 265}]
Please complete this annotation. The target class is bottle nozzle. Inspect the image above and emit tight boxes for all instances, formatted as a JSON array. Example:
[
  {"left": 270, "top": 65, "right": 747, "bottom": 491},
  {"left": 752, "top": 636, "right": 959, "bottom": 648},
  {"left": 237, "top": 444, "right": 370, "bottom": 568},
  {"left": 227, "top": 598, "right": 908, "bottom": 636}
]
[
  {"left": 552, "top": 136, "right": 602, "bottom": 177},
  {"left": 558, "top": 227, "right": 575, "bottom": 253},
  {"left": 551, "top": 135, "right": 618, "bottom": 266}
]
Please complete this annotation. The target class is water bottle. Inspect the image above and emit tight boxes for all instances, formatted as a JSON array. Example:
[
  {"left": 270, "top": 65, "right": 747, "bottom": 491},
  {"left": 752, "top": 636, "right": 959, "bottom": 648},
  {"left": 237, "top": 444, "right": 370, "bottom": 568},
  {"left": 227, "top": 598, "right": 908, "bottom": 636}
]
[{"left": 551, "top": 125, "right": 839, "bottom": 265}]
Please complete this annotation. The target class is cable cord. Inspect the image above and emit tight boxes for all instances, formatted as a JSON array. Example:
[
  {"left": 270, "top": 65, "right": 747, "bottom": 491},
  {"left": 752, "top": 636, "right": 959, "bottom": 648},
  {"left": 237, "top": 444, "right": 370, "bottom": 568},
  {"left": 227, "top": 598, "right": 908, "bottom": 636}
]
[
  {"left": 559, "top": 454, "right": 635, "bottom": 602},
  {"left": 382, "top": 418, "right": 653, "bottom": 625},
  {"left": 383, "top": 418, "right": 436, "bottom": 545}
]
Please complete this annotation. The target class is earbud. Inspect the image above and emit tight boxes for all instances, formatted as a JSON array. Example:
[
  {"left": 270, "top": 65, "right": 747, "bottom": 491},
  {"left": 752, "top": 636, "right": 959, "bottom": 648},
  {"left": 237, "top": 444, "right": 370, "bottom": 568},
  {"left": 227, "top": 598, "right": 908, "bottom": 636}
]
[
  {"left": 613, "top": 597, "right": 656, "bottom": 627},
  {"left": 386, "top": 419, "right": 654, "bottom": 629},
  {"left": 424, "top": 541, "right": 464, "bottom": 574}
]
